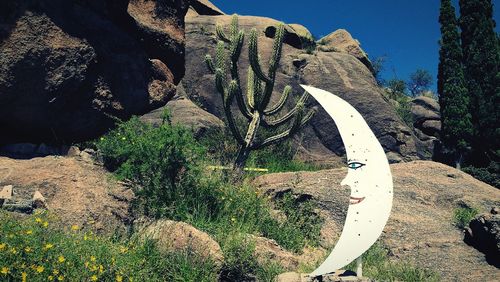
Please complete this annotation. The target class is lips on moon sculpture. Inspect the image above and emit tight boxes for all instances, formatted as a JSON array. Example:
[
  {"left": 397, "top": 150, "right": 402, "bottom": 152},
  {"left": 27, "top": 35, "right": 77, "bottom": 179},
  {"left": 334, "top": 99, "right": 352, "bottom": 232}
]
[{"left": 300, "top": 85, "right": 393, "bottom": 277}]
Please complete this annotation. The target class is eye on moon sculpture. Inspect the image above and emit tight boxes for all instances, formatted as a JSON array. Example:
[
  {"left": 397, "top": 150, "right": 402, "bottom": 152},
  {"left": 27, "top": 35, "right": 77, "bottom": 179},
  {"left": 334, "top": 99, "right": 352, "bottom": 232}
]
[{"left": 300, "top": 85, "right": 393, "bottom": 278}]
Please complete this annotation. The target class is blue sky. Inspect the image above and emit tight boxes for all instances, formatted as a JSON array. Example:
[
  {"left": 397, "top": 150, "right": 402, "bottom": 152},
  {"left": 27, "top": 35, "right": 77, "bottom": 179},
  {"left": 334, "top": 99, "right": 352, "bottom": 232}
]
[{"left": 210, "top": 0, "right": 500, "bottom": 91}]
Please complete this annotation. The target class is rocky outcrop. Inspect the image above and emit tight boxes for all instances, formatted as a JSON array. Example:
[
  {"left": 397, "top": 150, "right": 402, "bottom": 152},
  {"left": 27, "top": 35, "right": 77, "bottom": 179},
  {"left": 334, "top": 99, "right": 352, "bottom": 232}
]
[
  {"left": 136, "top": 219, "right": 224, "bottom": 268},
  {"left": 0, "top": 0, "right": 189, "bottom": 145},
  {"left": 187, "top": 0, "right": 225, "bottom": 18},
  {"left": 182, "top": 14, "right": 422, "bottom": 164},
  {"left": 253, "top": 161, "right": 500, "bottom": 281},
  {"left": 140, "top": 86, "right": 225, "bottom": 137},
  {"left": 318, "top": 29, "right": 373, "bottom": 72},
  {"left": 0, "top": 155, "right": 134, "bottom": 234},
  {"left": 410, "top": 96, "right": 441, "bottom": 138},
  {"left": 465, "top": 207, "right": 500, "bottom": 267},
  {"left": 409, "top": 96, "right": 441, "bottom": 158}
]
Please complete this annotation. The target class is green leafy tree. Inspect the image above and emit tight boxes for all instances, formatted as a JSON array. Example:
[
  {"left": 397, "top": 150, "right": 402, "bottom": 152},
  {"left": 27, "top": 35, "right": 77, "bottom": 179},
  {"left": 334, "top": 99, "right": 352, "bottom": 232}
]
[
  {"left": 438, "top": 0, "right": 473, "bottom": 168},
  {"left": 386, "top": 78, "right": 407, "bottom": 100},
  {"left": 407, "top": 69, "right": 433, "bottom": 97},
  {"left": 205, "top": 15, "right": 315, "bottom": 170},
  {"left": 459, "top": 0, "right": 500, "bottom": 166}
]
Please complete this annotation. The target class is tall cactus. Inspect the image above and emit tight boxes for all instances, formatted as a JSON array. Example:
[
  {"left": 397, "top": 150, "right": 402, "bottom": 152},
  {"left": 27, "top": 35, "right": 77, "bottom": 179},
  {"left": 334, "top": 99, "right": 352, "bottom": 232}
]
[{"left": 205, "top": 15, "right": 316, "bottom": 170}]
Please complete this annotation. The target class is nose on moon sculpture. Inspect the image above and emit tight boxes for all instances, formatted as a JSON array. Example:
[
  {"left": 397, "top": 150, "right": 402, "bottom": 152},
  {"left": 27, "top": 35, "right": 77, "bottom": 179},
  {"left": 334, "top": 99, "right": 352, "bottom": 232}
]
[{"left": 300, "top": 85, "right": 393, "bottom": 277}]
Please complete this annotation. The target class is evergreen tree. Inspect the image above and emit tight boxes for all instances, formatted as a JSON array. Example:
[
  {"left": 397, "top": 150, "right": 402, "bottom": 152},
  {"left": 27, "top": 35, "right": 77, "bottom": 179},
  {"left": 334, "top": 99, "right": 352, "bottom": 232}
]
[
  {"left": 459, "top": 0, "right": 500, "bottom": 166},
  {"left": 438, "top": 0, "right": 472, "bottom": 168}
]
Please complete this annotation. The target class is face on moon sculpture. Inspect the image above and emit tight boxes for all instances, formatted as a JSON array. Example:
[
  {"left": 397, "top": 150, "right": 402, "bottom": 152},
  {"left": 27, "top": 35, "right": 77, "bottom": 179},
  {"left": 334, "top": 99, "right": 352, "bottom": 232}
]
[{"left": 300, "top": 85, "right": 393, "bottom": 277}]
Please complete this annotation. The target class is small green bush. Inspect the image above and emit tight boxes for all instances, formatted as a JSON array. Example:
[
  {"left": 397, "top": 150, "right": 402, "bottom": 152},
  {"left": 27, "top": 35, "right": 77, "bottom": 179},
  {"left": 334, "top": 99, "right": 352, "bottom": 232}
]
[
  {"left": 346, "top": 243, "right": 439, "bottom": 282},
  {"left": 395, "top": 98, "right": 414, "bottom": 130},
  {"left": 453, "top": 206, "right": 479, "bottom": 229},
  {"left": 261, "top": 193, "right": 323, "bottom": 253},
  {"left": 463, "top": 162, "right": 499, "bottom": 188},
  {"left": 96, "top": 116, "right": 219, "bottom": 219},
  {"left": 0, "top": 211, "right": 217, "bottom": 282}
]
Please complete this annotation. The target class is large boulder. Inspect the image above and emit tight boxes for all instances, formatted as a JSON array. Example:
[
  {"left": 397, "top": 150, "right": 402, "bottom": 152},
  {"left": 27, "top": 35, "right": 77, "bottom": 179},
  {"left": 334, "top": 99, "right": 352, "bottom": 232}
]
[
  {"left": 410, "top": 96, "right": 441, "bottom": 138},
  {"left": 187, "top": 0, "right": 225, "bottom": 18},
  {"left": 253, "top": 161, "right": 500, "bottom": 281},
  {"left": 0, "top": 0, "right": 190, "bottom": 145},
  {"left": 318, "top": 29, "right": 373, "bottom": 72},
  {"left": 0, "top": 155, "right": 134, "bottom": 234},
  {"left": 136, "top": 219, "right": 224, "bottom": 268},
  {"left": 465, "top": 208, "right": 500, "bottom": 267},
  {"left": 140, "top": 85, "right": 225, "bottom": 137},
  {"left": 409, "top": 96, "right": 441, "bottom": 158},
  {"left": 182, "top": 14, "right": 422, "bottom": 164}
]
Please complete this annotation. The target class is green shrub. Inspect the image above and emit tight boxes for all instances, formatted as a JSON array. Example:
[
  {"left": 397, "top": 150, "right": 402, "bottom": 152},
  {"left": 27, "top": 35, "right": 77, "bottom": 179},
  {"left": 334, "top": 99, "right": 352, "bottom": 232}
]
[
  {"left": 395, "top": 96, "right": 414, "bottom": 130},
  {"left": 219, "top": 234, "right": 258, "bottom": 281},
  {"left": 0, "top": 211, "right": 218, "bottom": 282},
  {"left": 261, "top": 193, "right": 323, "bottom": 253},
  {"left": 463, "top": 162, "right": 499, "bottom": 188},
  {"left": 96, "top": 116, "right": 219, "bottom": 219},
  {"left": 346, "top": 243, "right": 439, "bottom": 281},
  {"left": 453, "top": 206, "right": 479, "bottom": 229}
]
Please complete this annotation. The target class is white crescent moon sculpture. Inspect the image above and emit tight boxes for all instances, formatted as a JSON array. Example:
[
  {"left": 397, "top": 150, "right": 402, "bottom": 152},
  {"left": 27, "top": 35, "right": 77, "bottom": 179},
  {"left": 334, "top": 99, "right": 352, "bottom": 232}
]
[{"left": 300, "top": 85, "right": 393, "bottom": 277}]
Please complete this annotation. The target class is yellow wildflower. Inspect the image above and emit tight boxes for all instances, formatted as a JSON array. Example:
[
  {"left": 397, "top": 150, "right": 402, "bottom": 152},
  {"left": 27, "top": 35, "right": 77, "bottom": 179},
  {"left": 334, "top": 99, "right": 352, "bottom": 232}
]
[
  {"left": 36, "top": 266, "right": 44, "bottom": 273},
  {"left": 35, "top": 217, "right": 42, "bottom": 223},
  {"left": 119, "top": 246, "right": 128, "bottom": 253},
  {"left": 90, "top": 265, "right": 98, "bottom": 272},
  {"left": 90, "top": 256, "right": 96, "bottom": 262},
  {"left": 58, "top": 275, "right": 65, "bottom": 281},
  {"left": 91, "top": 275, "right": 98, "bottom": 281},
  {"left": 0, "top": 243, "right": 5, "bottom": 250},
  {"left": 58, "top": 256, "right": 65, "bottom": 263},
  {"left": 99, "top": 265, "right": 104, "bottom": 273},
  {"left": 25, "top": 230, "right": 33, "bottom": 235},
  {"left": 22, "top": 272, "right": 27, "bottom": 282},
  {"left": 71, "top": 225, "right": 79, "bottom": 231},
  {"left": 11, "top": 247, "right": 17, "bottom": 254},
  {"left": 53, "top": 269, "right": 59, "bottom": 275},
  {"left": 84, "top": 262, "right": 89, "bottom": 268},
  {"left": 1, "top": 267, "right": 9, "bottom": 275},
  {"left": 84, "top": 234, "right": 89, "bottom": 241},
  {"left": 116, "top": 275, "right": 123, "bottom": 282},
  {"left": 48, "top": 275, "right": 54, "bottom": 281},
  {"left": 44, "top": 243, "right": 54, "bottom": 250},
  {"left": 43, "top": 221, "right": 49, "bottom": 228},
  {"left": 25, "top": 247, "right": 32, "bottom": 253}
]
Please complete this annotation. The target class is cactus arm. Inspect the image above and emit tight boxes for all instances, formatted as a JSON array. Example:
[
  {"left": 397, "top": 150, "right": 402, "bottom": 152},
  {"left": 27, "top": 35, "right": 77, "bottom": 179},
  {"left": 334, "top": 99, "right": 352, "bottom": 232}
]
[
  {"left": 230, "top": 30, "right": 245, "bottom": 62},
  {"left": 215, "top": 68, "right": 226, "bottom": 98},
  {"left": 205, "top": 55, "right": 215, "bottom": 74},
  {"left": 259, "top": 23, "right": 286, "bottom": 110},
  {"left": 215, "top": 41, "right": 227, "bottom": 73},
  {"left": 264, "top": 85, "right": 292, "bottom": 116},
  {"left": 268, "top": 24, "right": 286, "bottom": 74},
  {"left": 225, "top": 80, "right": 245, "bottom": 145},
  {"left": 228, "top": 30, "right": 252, "bottom": 121},
  {"left": 253, "top": 108, "right": 315, "bottom": 150},
  {"left": 247, "top": 67, "right": 255, "bottom": 110},
  {"left": 230, "top": 14, "right": 239, "bottom": 39},
  {"left": 249, "top": 29, "right": 272, "bottom": 84},
  {"left": 216, "top": 25, "right": 230, "bottom": 43},
  {"left": 262, "top": 91, "right": 310, "bottom": 127}
]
